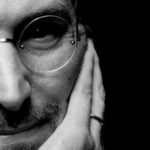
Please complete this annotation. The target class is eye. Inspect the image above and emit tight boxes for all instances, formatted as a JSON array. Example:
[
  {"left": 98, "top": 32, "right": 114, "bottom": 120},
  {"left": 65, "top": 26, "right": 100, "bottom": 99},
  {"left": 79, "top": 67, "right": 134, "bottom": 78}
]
[
  {"left": 18, "top": 15, "right": 70, "bottom": 50},
  {"left": 17, "top": 15, "right": 77, "bottom": 73}
]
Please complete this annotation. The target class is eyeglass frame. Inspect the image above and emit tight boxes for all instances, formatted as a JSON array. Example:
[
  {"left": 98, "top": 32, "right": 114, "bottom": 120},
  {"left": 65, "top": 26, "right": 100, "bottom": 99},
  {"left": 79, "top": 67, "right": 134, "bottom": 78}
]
[{"left": 0, "top": 15, "right": 80, "bottom": 74}]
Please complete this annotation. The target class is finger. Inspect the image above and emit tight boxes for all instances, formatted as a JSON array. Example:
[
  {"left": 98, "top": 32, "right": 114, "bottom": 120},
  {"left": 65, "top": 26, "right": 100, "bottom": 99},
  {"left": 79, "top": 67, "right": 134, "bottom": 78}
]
[
  {"left": 90, "top": 53, "right": 105, "bottom": 149},
  {"left": 64, "top": 39, "right": 95, "bottom": 127}
]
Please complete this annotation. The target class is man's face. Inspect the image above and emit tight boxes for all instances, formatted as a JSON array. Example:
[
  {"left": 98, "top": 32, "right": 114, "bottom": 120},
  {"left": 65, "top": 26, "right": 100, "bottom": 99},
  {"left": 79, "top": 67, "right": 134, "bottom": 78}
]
[{"left": 0, "top": 0, "right": 87, "bottom": 149}]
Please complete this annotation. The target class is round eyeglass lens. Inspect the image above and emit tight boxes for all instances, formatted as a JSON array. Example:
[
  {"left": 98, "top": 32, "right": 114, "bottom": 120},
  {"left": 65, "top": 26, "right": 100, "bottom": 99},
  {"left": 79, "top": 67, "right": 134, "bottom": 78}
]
[{"left": 18, "top": 15, "right": 77, "bottom": 73}]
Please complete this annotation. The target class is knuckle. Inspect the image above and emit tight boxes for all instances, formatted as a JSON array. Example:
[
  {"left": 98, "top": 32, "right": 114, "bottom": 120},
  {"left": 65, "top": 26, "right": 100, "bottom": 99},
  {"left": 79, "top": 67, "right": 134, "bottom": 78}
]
[{"left": 82, "top": 88, "right": 92, "bottom": 99}]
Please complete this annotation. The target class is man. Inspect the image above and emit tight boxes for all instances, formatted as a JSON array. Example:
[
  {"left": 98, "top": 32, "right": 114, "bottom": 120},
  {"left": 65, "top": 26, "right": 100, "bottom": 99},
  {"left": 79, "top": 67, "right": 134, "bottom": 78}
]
[{"left": 0, "top": 0, "right": 105, "bottom": 149}]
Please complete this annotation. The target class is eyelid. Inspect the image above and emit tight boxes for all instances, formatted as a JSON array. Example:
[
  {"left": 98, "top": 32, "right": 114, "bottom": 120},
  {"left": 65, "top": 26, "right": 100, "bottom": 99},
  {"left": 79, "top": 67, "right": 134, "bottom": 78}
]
[
  {"left": 13, "top": 8, "right": 72, "bottom": 41},
  {"left": 17, "top": 15, "right": 71, "bottom": 46}
]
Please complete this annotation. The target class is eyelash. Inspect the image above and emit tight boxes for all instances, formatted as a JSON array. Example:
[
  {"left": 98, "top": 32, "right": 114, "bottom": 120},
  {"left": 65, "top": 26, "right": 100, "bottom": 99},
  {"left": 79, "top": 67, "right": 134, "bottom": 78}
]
[{"left": 13, "top": 12, "right": 72, "bottom": 44}]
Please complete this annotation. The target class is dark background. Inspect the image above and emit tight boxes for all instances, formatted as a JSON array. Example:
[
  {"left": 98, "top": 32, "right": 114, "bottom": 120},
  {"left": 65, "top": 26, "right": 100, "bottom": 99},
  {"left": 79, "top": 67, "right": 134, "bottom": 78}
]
[{"left": 76, "top": 1, "right": 138, "bottom": 149}]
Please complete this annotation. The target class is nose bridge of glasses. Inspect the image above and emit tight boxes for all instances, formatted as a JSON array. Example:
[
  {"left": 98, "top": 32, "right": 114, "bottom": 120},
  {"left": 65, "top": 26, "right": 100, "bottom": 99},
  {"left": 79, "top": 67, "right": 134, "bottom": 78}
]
[{"left": 0, "top": 38, "right": 14, "bottom": 43}]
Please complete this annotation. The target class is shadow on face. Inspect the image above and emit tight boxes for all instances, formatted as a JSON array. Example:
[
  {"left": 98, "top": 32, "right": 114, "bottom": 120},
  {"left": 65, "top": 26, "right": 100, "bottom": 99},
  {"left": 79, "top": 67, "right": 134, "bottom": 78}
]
[{"left": 0, "top": 0, "right": 87, "bottom": 149}]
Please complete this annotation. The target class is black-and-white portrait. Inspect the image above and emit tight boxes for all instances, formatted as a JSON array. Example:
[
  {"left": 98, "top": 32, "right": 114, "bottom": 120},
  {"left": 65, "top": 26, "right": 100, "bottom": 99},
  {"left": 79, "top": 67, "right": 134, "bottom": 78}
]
[{"left": 0, "top": 0, "right": 126, "bottom": 150}]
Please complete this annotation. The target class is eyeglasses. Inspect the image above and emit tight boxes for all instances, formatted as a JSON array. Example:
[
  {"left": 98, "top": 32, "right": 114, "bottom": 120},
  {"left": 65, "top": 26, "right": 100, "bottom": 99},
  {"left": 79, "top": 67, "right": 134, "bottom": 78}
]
[{"left": 0, "top": 15, "right": 78, "bottom": 73}]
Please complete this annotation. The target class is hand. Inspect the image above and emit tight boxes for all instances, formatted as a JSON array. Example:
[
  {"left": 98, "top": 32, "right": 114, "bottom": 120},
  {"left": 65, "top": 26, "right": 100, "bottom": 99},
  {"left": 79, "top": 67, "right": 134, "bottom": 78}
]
[{"left": 39, "top": 39, "right": 105, "bottom": 150}]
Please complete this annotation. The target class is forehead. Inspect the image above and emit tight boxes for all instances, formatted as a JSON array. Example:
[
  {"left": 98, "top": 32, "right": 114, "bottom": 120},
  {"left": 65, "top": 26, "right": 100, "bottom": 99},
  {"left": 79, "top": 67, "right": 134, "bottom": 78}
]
[
  {"left": 0, "top": 0, "right": 72, "bottom": 27},
  {"left": 0, "top": 0, "right": 71, "bottom": 11}
]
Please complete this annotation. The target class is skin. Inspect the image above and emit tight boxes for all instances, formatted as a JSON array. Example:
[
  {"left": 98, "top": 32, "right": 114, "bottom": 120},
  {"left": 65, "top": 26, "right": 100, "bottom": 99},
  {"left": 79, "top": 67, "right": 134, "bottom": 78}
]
[
  {"left": 39, "top": 40, "right": 105, "bottom": 150},
  {"left": 0, "top": 0, "right": 105, "bottom": 150}
]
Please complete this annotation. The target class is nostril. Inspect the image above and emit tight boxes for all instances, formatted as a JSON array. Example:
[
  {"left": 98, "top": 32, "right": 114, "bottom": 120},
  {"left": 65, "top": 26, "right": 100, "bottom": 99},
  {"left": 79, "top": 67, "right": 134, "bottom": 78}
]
[{"left": 0, "top": 97, "right": 31, "bottom": 128}]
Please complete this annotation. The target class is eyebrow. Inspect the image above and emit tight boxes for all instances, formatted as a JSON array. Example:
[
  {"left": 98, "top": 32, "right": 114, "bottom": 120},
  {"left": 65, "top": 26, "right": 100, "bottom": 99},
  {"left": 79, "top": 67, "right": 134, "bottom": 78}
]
[
  {"left": 23, "top": 7, "right": 71, "bottom": 24},
  {"left": 14, "top": 4, "right": 72, "bottom": 40}
]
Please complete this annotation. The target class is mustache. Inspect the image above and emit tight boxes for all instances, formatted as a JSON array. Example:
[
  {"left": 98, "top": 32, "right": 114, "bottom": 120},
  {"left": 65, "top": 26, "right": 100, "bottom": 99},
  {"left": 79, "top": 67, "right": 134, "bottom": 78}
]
[{"left": 0, "top": 98, "right": 60, "bottom": 130}]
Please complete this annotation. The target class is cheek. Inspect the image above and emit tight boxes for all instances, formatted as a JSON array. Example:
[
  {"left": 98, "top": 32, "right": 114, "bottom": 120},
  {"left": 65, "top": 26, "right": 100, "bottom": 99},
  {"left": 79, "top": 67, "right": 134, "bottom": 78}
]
[
  {"left": 28, "top": 65, "right": 80, "bottom": 125},
  {"left": 31, "top": 63, "right": 80, "bottom": 107},
  {"left": 29, "top": 31, "right": 87, "bottom": 117}
]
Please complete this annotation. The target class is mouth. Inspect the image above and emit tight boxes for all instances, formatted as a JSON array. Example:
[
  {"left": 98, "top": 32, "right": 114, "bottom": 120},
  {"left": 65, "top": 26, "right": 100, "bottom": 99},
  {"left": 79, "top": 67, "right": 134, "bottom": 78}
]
[
  {"left": 0, "top": 117, "right": 54, "bottom": 150},
  {"left": 0, "top": 118, "right": 47, "bottom": 135}
]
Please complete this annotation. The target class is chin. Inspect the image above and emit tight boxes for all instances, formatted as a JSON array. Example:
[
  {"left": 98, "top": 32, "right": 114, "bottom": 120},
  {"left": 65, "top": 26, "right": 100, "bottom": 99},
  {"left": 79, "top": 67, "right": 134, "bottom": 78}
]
[{"left": 0, "top": 120, "right": 56, "bottom": 150}]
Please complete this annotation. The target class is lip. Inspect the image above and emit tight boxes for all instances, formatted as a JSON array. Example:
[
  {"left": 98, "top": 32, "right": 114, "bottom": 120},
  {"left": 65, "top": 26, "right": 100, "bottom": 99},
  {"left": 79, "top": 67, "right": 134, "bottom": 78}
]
[{"left": 0, "top": 119, "right": 42, "bottom": 135}]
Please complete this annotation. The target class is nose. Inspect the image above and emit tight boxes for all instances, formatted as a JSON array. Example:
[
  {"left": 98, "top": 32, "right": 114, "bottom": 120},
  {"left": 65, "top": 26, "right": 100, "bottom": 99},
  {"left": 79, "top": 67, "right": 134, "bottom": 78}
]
[{"left": 0, "top": 43, "right": 31, "bottom": 111}]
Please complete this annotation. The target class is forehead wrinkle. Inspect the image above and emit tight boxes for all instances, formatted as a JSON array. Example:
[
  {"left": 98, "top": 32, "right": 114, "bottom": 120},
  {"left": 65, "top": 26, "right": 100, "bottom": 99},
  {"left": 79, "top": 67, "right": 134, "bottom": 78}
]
[{"left": 0, "top": 0, "right": 72, "bottom": 30}]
